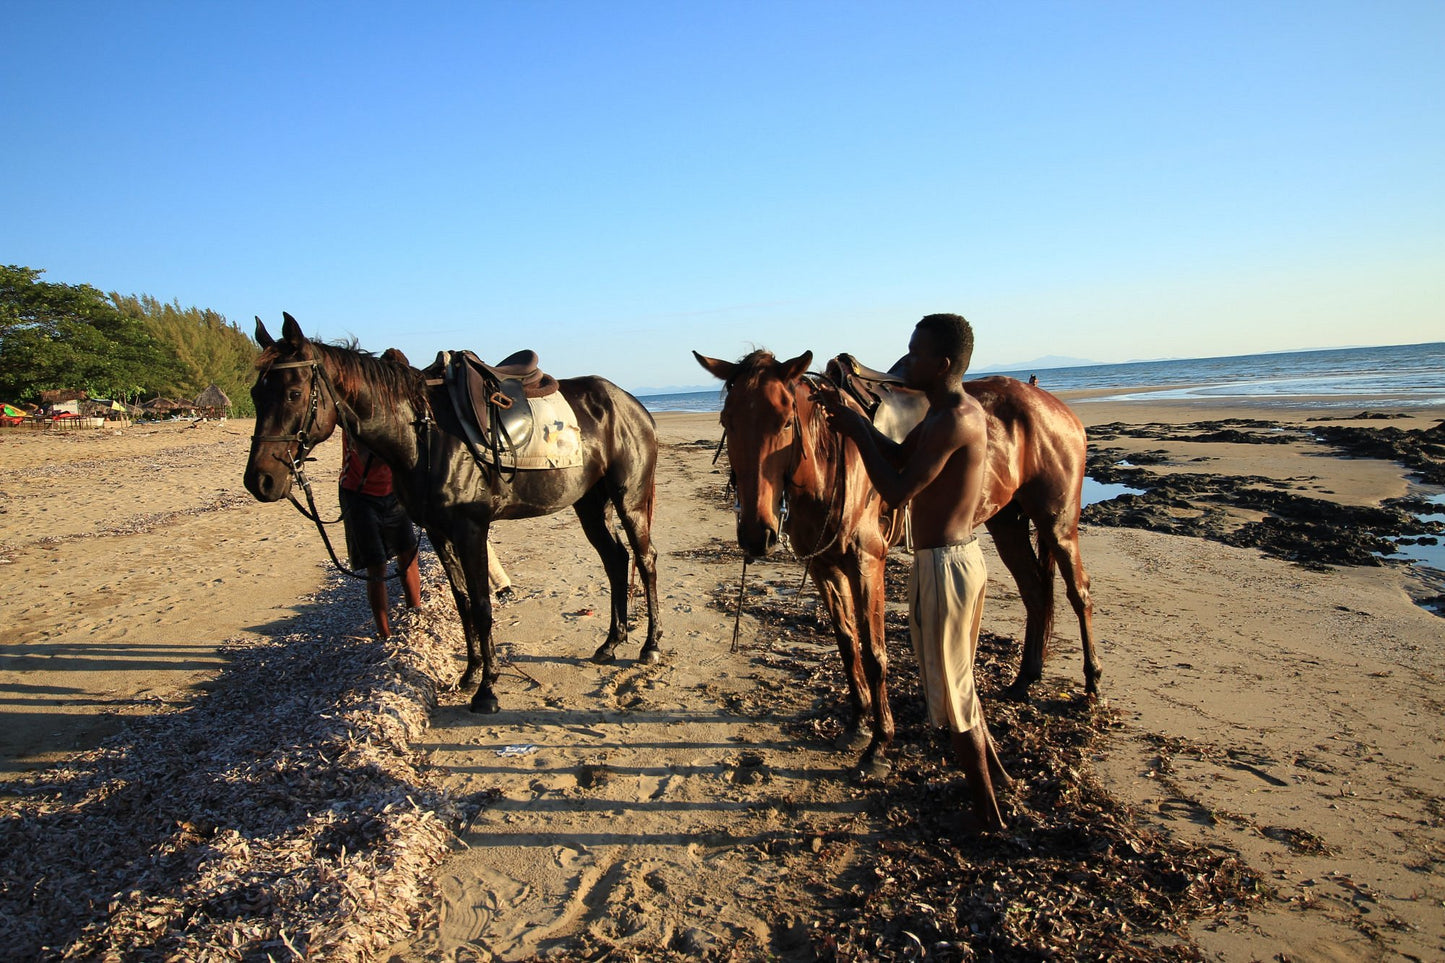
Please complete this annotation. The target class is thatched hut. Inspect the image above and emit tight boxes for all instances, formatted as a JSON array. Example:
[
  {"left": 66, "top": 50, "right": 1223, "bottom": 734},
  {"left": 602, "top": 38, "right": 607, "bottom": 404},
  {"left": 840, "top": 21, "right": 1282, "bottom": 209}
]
[
  {"left": 141, "top": 396, "right": 194, "bottom": 419},
  {"left": 38, "top": 389, "right": 87, "bottom": 408},
  {"left": 194, "top": 384, "right": 232, "bottom": 421}
]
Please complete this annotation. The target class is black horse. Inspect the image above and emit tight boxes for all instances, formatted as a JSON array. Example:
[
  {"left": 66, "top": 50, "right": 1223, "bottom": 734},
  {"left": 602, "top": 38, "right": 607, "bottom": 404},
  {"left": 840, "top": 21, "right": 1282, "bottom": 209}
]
[{"left": 244, "top": 313, "right": 661, "bottom": 712}]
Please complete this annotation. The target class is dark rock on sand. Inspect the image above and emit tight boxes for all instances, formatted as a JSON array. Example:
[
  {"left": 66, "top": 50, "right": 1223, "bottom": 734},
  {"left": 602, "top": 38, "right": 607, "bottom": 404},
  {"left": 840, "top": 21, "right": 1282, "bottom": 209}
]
[
  {"left": 1083, "top": 420, "right": 1445, "bottom": 570},
  {"left": 1309, "top": 419, "right": 1445, "bottom": 485}
]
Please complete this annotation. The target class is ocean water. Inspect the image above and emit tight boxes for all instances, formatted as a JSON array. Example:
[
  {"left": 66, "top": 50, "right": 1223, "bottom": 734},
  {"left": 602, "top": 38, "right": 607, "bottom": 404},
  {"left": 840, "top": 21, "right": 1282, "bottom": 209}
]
[{"left": 637, "top": 341, "right": 1445, "bottom": 413}]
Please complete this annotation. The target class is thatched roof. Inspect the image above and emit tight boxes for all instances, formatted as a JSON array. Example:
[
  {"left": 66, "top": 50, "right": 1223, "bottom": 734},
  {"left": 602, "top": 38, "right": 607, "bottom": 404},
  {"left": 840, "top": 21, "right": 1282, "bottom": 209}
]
[{"left": 194, "top": 384, "right": 232, "bottom": 409}]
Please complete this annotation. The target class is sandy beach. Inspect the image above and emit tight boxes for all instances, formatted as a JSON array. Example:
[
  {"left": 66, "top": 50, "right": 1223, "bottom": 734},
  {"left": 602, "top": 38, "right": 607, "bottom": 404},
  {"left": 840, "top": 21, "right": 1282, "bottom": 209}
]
[{"left": 1, "top": 396, "right": 1442, "bottom": 961}]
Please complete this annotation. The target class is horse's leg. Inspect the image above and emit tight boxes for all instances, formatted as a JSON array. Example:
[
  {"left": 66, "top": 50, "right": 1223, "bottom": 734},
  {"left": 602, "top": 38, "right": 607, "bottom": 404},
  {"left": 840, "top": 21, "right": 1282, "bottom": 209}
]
[
  {"left": 573, "top": 487, "right": 633, "bottom": 663},
  {"left": 810, "top": 561, "right": 871, "bottom": 746},
  {"left": 850, "top": 548, "right": 894, "bottom": 777},
  {"left": 985, "top": 507, "right": 1054, "bottom": 701},
  {"left": 427, "top": 531, "right": 485, "bottom": 691},
  {"left": 610, "top": 480, "right": 662, "bottom": 664},
  {"left": 468, "top": 530, "right": 502, "bottom": 712},
  {"left": 1043, "top": 514, "right": 1101, "bottom": 696}
]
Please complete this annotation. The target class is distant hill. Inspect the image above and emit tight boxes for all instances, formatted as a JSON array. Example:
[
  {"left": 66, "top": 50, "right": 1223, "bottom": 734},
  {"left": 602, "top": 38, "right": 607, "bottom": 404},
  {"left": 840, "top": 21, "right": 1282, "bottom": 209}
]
[
  {"left": 977, "top": 354, "right": 1097, "bottom": 373},
  {"left": 632, "top": 383, "right": 718, "bottom": 396},
  {"left": 634, "top": 354, "right": 1102, "bottom": 394}
]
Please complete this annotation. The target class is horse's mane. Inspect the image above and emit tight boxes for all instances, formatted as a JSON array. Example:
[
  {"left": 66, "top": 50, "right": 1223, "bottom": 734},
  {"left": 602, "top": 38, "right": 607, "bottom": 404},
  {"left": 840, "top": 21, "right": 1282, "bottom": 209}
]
[
  {"left": 256, "top": 339, "right": 430, "bottom": 417},
  {"left": 722, "top": 349, "right": 779, "bottom": 391}
]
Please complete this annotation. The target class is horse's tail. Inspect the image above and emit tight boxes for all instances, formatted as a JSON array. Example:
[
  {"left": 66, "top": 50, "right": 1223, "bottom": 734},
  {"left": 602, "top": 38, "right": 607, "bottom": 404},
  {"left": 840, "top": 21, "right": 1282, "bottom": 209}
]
[{"left": 1034, "top": 524, "right": 1057, "bottom": 652}]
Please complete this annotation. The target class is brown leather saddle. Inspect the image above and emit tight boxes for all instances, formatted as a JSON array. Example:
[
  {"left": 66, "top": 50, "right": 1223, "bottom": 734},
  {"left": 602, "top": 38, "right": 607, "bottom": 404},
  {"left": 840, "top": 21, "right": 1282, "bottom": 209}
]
[
  {"left": 425, "top": 349, "right": 560, "bottom": 471},
  {"left": 826, "top": 352, "right": 927, "bottom": 443}
]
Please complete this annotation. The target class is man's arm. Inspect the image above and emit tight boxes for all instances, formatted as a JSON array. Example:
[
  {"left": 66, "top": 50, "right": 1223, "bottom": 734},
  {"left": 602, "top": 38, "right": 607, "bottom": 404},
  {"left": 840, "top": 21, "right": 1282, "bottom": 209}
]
[{"left": 823, "top": 401, "right": 968, "bottom": 509}]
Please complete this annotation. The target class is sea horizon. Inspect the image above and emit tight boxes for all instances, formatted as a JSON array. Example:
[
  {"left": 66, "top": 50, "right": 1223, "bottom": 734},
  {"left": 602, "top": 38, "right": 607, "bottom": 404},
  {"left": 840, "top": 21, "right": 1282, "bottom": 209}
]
[{"left": 637, "top": 341, "right": 1445, "bottom": 413}]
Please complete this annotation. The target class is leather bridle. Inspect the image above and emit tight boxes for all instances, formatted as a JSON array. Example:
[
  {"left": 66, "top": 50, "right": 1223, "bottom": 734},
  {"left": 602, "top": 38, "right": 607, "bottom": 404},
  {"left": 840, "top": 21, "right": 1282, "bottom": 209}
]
[
  {"left": 721, "top": 369, "right": 848, "bottom": 648},
  {"left": 252, "top": 359, "right": 333, "bottom": 458},
  {"left": 722, "top": 374, "right": 843, "bottom": 560}
]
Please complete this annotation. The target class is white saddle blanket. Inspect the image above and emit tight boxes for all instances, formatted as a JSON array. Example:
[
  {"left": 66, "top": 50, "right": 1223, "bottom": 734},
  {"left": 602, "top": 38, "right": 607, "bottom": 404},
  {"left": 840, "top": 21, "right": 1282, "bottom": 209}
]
[{"left": 502, "top": 392, "right": 584, "bottom": 470}]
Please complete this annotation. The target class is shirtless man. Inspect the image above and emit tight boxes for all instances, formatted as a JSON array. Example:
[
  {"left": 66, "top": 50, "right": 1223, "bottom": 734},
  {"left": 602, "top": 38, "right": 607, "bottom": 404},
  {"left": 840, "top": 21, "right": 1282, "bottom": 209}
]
[{"left": 817, "top": 313, "right": 1009, "bottom": 831}]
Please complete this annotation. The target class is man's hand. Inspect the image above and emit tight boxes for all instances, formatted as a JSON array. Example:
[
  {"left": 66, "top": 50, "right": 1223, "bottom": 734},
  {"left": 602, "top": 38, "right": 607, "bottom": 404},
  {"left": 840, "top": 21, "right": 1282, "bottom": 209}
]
[{"left": 812, "top": 386, "right": 868, "bottom": 439}]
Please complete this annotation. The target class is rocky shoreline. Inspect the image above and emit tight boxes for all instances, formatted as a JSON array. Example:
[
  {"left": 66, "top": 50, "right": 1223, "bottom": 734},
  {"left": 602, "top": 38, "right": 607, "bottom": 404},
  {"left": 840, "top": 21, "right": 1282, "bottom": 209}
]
[{"left": 1084, "top": 417, "right": 1445, "bottom": 606}]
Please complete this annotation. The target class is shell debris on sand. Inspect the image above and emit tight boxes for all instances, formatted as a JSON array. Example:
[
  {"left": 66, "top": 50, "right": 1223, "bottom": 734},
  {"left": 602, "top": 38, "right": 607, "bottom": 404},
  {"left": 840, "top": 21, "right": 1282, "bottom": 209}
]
[{"left": 0, "top": 562, "right": 464, "bottom": 962}]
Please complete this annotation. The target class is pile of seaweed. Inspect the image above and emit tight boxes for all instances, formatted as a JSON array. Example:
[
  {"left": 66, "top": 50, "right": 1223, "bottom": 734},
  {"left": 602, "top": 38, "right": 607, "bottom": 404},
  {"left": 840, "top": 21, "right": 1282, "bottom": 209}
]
[{"left": 681, "top": 560, "right": 1262, "bottom": 961}]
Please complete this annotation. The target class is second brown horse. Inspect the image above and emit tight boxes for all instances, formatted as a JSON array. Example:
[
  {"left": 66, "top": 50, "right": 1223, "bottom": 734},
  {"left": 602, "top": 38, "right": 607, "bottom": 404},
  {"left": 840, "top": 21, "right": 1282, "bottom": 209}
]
[{"left": 695, "top": 349, "right": 1099, "bottom": 773}]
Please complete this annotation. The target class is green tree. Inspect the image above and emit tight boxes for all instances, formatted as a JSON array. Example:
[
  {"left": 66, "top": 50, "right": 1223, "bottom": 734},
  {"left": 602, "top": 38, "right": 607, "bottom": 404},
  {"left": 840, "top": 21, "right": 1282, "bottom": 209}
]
[
  {"left": 109, "top": 294, "right": 259, "bottom": 416},
  {"left": 0, "top": 265, "right": 184, "bottom": 402},
  {"left": 0, "top": 265, "right": 263, "bottom": 416}
]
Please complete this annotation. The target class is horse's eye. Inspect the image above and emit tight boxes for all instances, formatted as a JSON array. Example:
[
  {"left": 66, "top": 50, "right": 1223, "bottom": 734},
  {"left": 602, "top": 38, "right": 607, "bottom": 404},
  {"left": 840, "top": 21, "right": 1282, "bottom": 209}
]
[{"left": 288, "top": 389, "right": 302, "bottom": 403}]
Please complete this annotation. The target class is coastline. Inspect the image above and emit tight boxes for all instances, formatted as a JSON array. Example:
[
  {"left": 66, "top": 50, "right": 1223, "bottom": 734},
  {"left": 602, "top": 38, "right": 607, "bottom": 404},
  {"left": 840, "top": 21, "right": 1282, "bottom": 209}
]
[{"left": 1, "top": 398, "right": 1442, "bottom": 960}]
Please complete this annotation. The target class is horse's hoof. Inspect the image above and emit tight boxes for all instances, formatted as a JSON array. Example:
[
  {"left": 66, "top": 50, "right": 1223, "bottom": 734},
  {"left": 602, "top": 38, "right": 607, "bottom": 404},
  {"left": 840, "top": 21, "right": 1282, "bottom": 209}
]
[
  {"left": 591, "top": 647, "right": 618, "bottom": 665},
  {"left": 638, "top": 646, "right": 661, "bottom": 665},
  {"left": 852, "top": 753, "right": 892, "bottom": 784},
  {"left": 834, "top": 726, "right": 872, "bottom": 752},
  {"left": 469, "top": 693, "right": 500, "bottom": 714},
  {"left": 1000, "top": 680, "right": 1034, "bottom": 703}
]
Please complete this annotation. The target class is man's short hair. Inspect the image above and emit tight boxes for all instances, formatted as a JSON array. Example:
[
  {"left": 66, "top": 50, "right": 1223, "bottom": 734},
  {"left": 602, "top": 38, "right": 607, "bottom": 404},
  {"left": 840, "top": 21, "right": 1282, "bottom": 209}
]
[{"left": 915, "top": 313, "right": 974, "bottom": 374}]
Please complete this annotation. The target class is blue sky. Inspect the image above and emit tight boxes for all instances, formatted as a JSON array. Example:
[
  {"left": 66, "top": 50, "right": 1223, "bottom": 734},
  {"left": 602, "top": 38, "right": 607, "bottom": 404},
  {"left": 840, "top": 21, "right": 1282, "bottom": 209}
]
[{"left": 5, "top": 1, "right": 1441, "bottom": 393}]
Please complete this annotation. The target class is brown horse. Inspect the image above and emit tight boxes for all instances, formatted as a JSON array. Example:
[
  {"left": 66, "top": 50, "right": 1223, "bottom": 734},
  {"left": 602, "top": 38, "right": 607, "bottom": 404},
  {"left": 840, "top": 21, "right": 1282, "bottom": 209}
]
[
  {"left": 245, "top": 313, "right": 662, "bottom": 713},
  {"left": 695, "top": 348, "right": 1099, "bottom": 769}
]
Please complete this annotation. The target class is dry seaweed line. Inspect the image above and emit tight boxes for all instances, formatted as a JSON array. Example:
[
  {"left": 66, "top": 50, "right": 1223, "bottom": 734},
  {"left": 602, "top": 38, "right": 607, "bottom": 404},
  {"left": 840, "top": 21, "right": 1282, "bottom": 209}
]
[{"left": 0, "top": 563, "right": 462, "bottom": 962}]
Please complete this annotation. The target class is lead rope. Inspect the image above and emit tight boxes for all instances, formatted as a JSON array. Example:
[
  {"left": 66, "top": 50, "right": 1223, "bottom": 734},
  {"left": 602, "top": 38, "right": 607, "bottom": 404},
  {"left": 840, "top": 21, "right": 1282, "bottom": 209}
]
[
  {"left": 730, "top": 555, "right": 749, "bottom": 652},
  {"left": 285, "top": 454, "right": 393, "bottom": 582}
]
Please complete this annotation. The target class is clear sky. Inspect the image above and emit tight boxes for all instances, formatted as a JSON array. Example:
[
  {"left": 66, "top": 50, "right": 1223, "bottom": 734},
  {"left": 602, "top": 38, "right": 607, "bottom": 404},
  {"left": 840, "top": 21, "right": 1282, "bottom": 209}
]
[{"left": 5, "top": 1, "right": 1442, "bottom": 393}]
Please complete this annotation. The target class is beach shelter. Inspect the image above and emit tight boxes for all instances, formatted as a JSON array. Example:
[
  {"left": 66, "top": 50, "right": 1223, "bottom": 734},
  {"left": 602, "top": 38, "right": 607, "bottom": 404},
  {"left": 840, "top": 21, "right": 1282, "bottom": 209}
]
[{"left": 194, "top": 384, "right": 232, "bottom": 420}]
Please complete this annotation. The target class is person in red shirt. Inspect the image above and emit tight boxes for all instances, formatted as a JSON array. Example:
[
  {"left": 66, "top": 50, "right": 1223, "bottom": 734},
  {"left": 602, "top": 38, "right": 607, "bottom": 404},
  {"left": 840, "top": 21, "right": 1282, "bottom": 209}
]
[
  {"left": 340, "top": 428, "right": 422, "bottom": 638},
  {"left": 339, "top": 348, "right": 423, "bottom": 637}
]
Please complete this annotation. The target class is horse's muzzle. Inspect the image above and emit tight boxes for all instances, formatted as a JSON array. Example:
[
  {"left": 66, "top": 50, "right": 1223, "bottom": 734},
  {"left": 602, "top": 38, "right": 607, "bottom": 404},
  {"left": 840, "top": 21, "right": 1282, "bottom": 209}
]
[
  {"left": 738, "top": 520, "right": 780, "bottom": 559},
  {"left": 244, "top": 465, "right": 292, "bottom": 502}
]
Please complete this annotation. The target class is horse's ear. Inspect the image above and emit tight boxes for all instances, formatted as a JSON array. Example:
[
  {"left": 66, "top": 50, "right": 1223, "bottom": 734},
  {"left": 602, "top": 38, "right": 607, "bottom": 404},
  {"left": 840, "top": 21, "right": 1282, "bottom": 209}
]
[
  {"left": 779, "top": 351, "right": 813, "bottom": 382},
  {"left": 254, "top": 317, "right": 274, "bottom": 348},
  {"left": 693, "top": 351, "right": 737, "bottom": 382},
  {"left": 280, "top": 312, "right": 306, "bottom": 349}
]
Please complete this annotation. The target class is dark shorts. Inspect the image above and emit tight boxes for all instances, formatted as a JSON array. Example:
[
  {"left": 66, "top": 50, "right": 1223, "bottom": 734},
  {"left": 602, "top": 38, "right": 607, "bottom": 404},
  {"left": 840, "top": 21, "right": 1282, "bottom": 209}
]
[{"left": 340, "top": 488, "right": 418, "bottom": 571}]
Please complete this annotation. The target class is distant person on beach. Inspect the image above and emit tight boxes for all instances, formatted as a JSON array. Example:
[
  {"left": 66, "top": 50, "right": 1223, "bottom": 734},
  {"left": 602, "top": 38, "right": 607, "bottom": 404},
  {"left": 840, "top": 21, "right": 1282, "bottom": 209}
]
[
  {"left": 1028, "top": 373, "right": 1038, "bottom": 386},
  {"left": 340, "top": 427, "right": 423, "bottom": 637},
  {"left": 816, "top": 313, "right": 1010, "bottom": 832}
]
